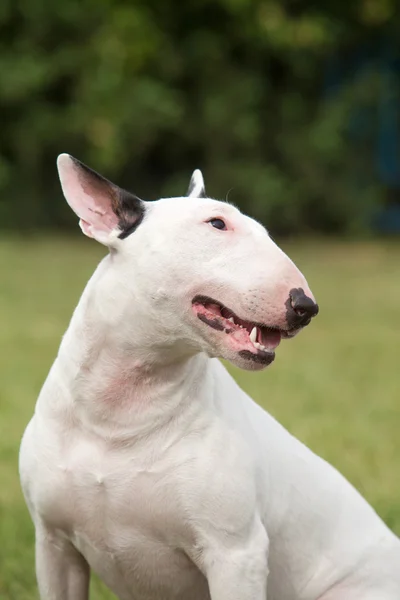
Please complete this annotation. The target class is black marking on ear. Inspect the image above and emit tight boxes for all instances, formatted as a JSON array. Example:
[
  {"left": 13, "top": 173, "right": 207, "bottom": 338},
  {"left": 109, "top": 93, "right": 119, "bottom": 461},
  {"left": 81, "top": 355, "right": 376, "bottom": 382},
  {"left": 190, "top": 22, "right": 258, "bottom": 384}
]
[
  {"left": 187, "top": 172, "right": 207, "bottom": 198},
  {"left": 190, "top": 186, "right": 207, "bottom": 199},
  {"left": 70, "top": 157, "right": 145, "bottom": 239},
  {"left": 70, "top": 157, "right": 102, "bottom": 182},
  {"left": 116, "top": 188, "right": 145, "bottom": 239}
]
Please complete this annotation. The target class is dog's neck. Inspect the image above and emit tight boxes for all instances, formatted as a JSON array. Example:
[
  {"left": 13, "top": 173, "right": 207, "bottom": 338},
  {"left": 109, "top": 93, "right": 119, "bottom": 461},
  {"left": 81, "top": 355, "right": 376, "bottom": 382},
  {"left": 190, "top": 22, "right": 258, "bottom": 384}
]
[{"left": 40, "top": 255, "right": 210, "bottom": 440}]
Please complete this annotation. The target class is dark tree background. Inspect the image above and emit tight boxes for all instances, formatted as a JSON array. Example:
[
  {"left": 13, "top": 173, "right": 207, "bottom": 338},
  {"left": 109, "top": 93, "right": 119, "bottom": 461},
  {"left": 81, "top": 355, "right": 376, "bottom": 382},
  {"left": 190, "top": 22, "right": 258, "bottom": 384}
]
[{"left": 0, "top": 0, "right": 399, "bottom": 234}]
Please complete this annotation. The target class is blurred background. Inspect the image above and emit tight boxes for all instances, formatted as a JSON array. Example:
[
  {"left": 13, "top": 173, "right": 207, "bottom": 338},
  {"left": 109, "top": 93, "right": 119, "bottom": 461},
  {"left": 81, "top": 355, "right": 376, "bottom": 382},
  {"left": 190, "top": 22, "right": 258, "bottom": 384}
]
[
  {"left": 1, "top": 0, "right": 400, "bottom": 233},
  {"left": 0, "top": 1, "right": 399, "bottom": 598}
]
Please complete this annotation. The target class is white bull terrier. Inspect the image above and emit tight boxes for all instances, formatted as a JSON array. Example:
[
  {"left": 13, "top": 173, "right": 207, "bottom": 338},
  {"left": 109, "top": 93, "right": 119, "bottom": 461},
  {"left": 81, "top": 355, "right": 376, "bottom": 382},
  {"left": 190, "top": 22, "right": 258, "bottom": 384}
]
[{"left": 19, "top": 155, "right": 400, "bottom": 600}]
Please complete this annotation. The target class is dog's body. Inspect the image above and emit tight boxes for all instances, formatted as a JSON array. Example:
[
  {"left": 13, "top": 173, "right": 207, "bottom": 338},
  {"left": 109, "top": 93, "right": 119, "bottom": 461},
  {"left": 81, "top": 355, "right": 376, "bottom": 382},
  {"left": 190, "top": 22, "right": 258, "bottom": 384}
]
[{"left": 20, "top": 156, "right": 400, "bottom": 600}]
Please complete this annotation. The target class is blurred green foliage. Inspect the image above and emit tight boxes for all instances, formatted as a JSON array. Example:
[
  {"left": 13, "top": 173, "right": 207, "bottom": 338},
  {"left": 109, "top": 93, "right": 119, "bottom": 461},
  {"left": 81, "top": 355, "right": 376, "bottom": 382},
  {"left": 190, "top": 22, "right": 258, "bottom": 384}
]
[{"left": 0, "top": 0, "right": 398, "bottom": 233}]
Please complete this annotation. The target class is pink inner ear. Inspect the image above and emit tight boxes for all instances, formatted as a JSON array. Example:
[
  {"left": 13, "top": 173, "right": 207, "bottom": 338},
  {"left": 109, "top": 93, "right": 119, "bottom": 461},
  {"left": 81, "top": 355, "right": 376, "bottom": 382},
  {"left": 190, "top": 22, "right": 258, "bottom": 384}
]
[{"left": 58, "top": 155, "right": 119, "bottom": 236}]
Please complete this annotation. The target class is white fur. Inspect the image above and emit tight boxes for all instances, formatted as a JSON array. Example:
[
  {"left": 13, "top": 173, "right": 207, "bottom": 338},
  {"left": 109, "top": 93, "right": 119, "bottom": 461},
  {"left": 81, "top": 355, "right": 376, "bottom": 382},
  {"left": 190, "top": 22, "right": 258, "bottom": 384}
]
[{"left": 19, "top": 157, "right": 400, "bottom": 600}]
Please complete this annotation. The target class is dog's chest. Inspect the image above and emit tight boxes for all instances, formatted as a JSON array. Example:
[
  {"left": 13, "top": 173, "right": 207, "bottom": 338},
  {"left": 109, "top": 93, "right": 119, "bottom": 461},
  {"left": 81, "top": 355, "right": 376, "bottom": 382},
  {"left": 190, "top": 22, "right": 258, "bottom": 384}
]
[{"left": 35, "top": 426, "right": 209, "bottom": 600}]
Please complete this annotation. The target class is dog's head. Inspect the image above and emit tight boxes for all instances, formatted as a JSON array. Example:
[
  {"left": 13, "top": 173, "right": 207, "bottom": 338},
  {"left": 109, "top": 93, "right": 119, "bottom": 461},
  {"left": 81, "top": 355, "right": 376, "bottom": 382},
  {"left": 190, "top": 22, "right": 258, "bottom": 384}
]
[{"left": 58, "top": 154, "right": 318, "bottom": 370}]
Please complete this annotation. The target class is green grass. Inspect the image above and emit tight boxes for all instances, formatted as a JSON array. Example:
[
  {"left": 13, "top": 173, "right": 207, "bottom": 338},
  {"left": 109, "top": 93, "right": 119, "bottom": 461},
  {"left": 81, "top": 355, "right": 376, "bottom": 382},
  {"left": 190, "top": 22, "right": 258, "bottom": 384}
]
[{"left": 0, "top": 236, "right": 399, "bottom": 599}]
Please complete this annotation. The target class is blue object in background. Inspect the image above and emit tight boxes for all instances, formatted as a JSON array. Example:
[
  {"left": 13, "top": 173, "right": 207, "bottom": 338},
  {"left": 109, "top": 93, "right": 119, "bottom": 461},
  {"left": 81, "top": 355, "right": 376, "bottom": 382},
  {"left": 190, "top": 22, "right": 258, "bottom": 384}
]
[
  {"left": 325, "top": 36, "right": 400, "bottom": 232},
  {"left": 375, "top": 38, "right": 400, "bottom": 233},
  {"left": 378, "top": 38, "right": 400, "bottom": 189},
  {"left": 374, "top": 205, "right": 400, "bottom": 232}
]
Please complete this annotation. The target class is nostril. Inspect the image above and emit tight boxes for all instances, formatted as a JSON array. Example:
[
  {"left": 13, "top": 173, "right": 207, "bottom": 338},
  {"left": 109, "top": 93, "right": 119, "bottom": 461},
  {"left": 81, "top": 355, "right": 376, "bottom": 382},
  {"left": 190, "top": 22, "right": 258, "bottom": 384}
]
[
  {"left": 288, "top": 288, "right": 319, "bottom": 320},
  {"left": 293, "top": 306, "right": 307, "bottom": 317}
]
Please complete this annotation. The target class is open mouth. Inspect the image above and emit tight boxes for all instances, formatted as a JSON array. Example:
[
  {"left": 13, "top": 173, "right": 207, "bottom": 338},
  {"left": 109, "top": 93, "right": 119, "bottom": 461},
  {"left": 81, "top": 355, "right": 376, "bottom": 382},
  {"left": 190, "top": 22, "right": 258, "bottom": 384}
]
[{"left": 192, "top": 295, "right": 295, "bottom": 365}]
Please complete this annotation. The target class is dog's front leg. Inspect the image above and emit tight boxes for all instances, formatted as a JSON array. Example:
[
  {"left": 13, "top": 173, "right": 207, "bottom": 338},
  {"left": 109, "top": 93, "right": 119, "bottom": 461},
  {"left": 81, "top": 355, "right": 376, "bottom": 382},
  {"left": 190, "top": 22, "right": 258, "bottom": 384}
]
[
  {"left": 197, "top": 525, "right": 269, "bottom": 600},
  {"left": 205, "top": 552, "right": 268, "bottom": 600},
  {"left": 35, "top": 527, "right": 89, "bottom": 600}
]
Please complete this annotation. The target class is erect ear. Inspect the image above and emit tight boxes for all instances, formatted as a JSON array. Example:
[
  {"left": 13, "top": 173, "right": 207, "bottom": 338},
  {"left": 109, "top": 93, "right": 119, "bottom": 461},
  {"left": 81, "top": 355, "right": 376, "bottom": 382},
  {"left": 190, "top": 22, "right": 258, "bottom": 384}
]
[
  {"left": 57, "top": 154, "right": 145, "bottom": 245},
  {"left": 186, "top": 169, "right": 206, "bottom": 198}
]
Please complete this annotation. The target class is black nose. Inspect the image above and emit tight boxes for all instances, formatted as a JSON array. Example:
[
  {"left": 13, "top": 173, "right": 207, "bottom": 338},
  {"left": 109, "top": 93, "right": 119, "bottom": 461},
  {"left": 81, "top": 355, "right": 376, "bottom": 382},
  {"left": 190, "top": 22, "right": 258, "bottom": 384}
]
[{"left": 286, "top": 288, "right": 319, "bottom": 329}]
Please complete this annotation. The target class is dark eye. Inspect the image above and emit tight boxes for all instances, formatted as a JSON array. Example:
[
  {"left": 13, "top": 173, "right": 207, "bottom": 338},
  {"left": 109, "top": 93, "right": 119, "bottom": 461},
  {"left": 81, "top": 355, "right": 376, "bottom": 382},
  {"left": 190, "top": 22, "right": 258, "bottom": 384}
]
[{"left": 208, "top": 218, "right": 227, "bottom": 231}]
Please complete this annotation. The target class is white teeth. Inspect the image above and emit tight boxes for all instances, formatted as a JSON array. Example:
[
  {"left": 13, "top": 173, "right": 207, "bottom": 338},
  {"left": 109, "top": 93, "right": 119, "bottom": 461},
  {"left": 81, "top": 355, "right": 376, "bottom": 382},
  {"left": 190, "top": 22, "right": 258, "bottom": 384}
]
[
  {"left": 253, "top": 340, "right": 267, "bottom": 351},
  {"left": 248, "top": 327, "right": 268, "bottom": 352},
  {"left": 223, "top": 317, "right": 269, "bottom": 353}
]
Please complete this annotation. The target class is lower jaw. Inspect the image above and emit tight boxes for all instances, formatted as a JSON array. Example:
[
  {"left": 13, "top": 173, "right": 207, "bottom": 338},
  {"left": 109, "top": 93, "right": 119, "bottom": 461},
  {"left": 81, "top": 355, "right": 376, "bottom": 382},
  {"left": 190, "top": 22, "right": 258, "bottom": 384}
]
[
  {"left": 196, "top": 314, "right": 279, "bottom": 363},
  {"left": 238, "top": 349, "right": 275, "bottom": 366}
]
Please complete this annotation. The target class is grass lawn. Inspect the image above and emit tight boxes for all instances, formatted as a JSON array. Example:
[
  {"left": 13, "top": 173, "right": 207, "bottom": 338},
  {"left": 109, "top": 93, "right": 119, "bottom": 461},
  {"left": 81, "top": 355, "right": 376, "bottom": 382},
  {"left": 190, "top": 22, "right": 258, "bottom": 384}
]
[{"left": 0, "top": 236, "right": 399, "bottom": 599}]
